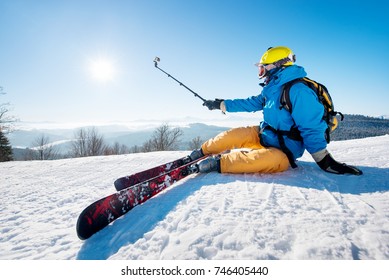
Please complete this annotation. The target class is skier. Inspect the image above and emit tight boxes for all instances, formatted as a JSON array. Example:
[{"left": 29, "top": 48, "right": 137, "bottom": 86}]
[{"left": 190, "top": 46, "right": 363, "bottom": 175}]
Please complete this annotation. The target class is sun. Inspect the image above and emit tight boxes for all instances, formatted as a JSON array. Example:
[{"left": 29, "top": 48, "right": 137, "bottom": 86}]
[{"left": 88, "top": 57, "right": 116, "bottom": 83}]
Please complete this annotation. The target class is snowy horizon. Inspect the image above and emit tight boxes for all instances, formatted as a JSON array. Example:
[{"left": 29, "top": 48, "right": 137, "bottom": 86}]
[
  {"left": 15, "top": 115, "right": 260, "bottom": 130},
  {"left": 12, "top": 113, "right": 389, "bottom": 131}
]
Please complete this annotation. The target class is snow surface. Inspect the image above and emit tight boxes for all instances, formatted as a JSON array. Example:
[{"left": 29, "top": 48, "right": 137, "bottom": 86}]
[{"left": 1, "top": 135, "right": 388, "bottom": 260}]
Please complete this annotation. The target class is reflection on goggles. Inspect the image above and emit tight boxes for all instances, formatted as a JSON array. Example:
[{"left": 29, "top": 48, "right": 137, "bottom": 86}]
[{"left": 257, "top": 64, "right": 266, "bottom": 78}]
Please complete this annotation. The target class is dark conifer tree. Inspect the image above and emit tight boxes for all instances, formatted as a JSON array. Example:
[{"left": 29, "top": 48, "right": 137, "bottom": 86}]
[{"left": 0, "top": 129, "right": 13, "bottom": 162}]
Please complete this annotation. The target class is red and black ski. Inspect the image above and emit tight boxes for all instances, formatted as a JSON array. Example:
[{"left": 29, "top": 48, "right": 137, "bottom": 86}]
[
  {"left": 76, "top": 156, "right": 206, "bottom": 240},
  {"left": 114, "top": 155, "right": 194, "bottom": 191}
]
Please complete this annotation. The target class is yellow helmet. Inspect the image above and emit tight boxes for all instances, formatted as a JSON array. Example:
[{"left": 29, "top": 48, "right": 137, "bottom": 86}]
[{"left": 260, "top": 46, "right": 296, "bottom": 66}]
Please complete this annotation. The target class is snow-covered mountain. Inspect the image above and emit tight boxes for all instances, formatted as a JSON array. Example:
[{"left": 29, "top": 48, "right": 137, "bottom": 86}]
[{"left": 0, "top": 135, "right": 388, "bottom": 261}]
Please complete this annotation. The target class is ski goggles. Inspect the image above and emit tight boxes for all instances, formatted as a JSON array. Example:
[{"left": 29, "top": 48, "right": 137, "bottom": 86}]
[
  {"left": 255, "top": 53, "right": 296, "bottom": 78},
  {"left": 255, "top": 63, "right": 276, "bottom": 79}
]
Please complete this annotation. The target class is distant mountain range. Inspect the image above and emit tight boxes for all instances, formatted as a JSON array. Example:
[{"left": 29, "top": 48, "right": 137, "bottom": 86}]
[
  {"left": 8, "top": 114, "right": 389, "bottom": 160},
  {"left": 9, "top": 122, "right": 230, "bottom": 147},
  {"left": 332, "top": 114, "right": 389, "bottom": 141},
  {"left": 9, "top": 123, "right": 231, "bottom": 160}
]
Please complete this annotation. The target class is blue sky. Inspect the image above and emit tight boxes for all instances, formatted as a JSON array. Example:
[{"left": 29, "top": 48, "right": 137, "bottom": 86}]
[{"left": 1, "top": 0, "right": 388, "bottom": 127}]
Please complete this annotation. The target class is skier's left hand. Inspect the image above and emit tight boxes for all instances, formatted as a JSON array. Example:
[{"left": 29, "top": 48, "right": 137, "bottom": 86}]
[
  {"left": 316, "top": 153, "right": 363, "bottom": 175},
  {"left": 203, "top": 99, "right": 223, "bottom": 110}
]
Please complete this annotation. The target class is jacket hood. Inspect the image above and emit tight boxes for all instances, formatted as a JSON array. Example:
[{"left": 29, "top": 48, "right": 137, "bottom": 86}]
[{"left": 266, "top": 65, "right": 307, "bottom": 87}]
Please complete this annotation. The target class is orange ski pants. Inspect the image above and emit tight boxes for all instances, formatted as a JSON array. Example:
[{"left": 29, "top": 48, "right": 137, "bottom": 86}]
[{"left": 201, "top": 126, "right": 289, "bottom": 174}]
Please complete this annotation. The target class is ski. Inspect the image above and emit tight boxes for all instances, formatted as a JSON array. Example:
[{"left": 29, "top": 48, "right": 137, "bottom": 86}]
[
  {"left": 114, "top": 155, "right": 195, "bottom": 191},
  {"left": 76, "top": 156, "right": 207, "bottom": 240}
]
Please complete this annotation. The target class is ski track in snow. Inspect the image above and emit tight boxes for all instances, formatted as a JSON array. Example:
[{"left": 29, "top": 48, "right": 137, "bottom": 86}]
[{"left": 0, "top": 136, "right": 389, "bottom": 260}]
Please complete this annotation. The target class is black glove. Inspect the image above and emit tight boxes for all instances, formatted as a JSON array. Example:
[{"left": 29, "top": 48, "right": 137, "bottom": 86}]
[
  {"left": 203, "top": 99, "right": 223, "bottom": 110},
  {"left": 317, "top": 153, "right": 363, "bottom": 175}
]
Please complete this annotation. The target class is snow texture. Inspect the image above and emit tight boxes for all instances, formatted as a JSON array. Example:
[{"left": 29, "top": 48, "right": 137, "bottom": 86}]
[{"left": 1, "top": 135, "right": 388, "bottom": 260}]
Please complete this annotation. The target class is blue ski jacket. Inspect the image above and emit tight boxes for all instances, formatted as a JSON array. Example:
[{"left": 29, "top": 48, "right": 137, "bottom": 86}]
[{"left": 224, "top": 65, "right": 328, "bottom": 161}]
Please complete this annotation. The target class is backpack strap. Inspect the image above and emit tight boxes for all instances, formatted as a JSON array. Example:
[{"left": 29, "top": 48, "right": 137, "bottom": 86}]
[
  {"left": 279, "top": 78, "right": 307, "bottom": 113},
  {"left": 262, "top": 124, "right": 302, "bottom": 169}
]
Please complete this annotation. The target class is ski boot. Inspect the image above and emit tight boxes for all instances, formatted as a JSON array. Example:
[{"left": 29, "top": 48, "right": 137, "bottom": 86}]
[
  {"left": 195, "top": 156, "right": 220, "bottom": 173},
  {"left": 189, "top": 148, "right": 204, "bottom": 161}
]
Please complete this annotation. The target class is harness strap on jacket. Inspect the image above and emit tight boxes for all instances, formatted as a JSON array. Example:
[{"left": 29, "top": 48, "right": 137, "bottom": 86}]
[{"left": 261, "top": 126, "right": 300, "bottom": 168}]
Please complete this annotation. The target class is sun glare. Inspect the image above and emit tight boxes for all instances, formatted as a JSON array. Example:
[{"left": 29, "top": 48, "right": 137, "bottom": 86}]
[{"left": 88, "top": 57, "right": 116, "bottom": 83}]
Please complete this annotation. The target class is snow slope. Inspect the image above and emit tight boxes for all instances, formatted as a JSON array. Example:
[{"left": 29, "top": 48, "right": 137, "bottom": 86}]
[{"left": 0, "top": 135, "right": 388, "bottom": 260}]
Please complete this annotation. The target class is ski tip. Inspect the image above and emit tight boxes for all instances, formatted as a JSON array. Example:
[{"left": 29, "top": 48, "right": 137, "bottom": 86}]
[
  {"left": 76, "top": 216, "right": 92, "bottom": 240},
  {"left": 113, "top": 178, "right": 122, "bottom": 191},
  {"left": 114, "top": 177, "right": 128, "bottom": 191},
  {"left": 76, "top": 207, "right": 98, "bottom": 240}
]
